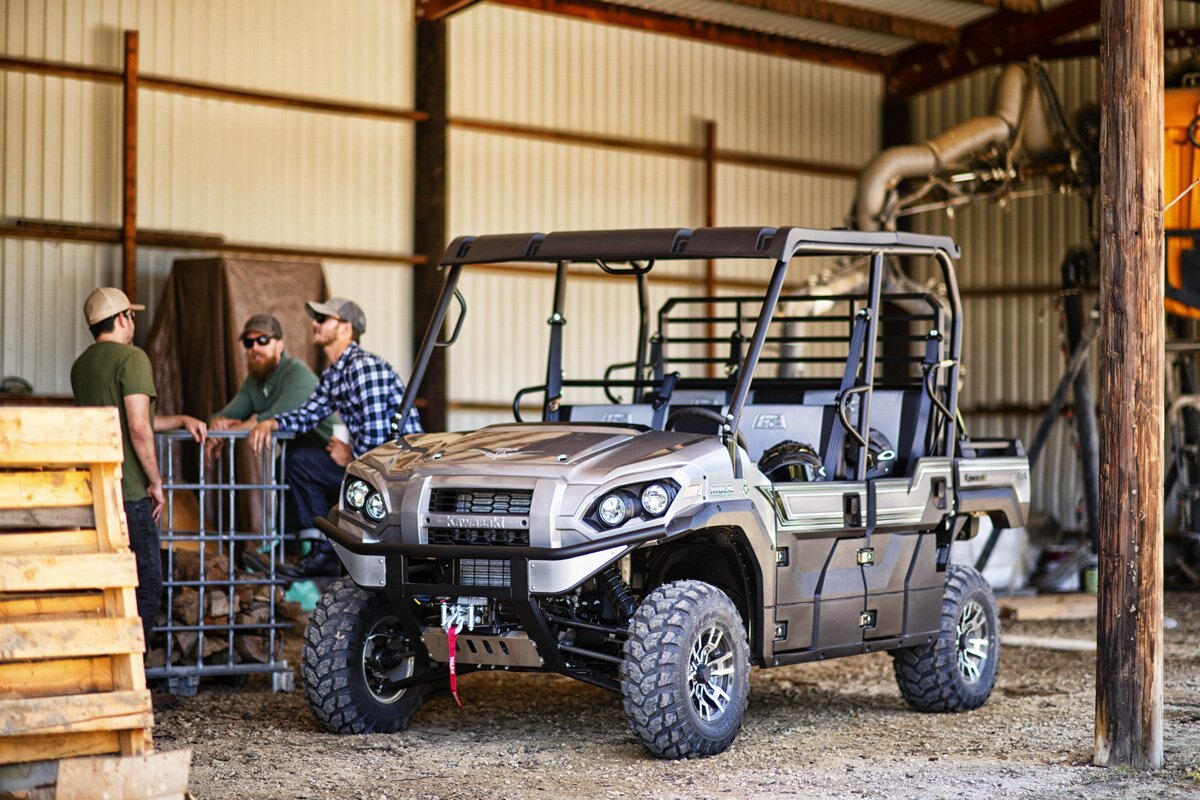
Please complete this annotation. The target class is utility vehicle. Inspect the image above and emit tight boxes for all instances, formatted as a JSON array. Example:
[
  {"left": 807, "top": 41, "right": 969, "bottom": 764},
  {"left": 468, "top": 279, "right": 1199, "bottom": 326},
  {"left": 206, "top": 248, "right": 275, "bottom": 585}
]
[{"left": 302, "top": 227, "right": 1029, "bottom": 758}]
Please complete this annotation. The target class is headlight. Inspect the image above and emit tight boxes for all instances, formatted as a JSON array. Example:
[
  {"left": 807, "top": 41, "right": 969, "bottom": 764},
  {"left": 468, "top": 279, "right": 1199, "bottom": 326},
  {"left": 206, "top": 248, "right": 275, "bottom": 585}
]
[
  {"left": 365, "top": 491, "right": 387, "bottom": 521},
  {"left": 597, "top": 492, "right": 635, "bottom": 527},
  {"left": 640, "top": 483, "right": 671, "bottom": 516},
  {"left": 345, "top": 479, "right": 369, "bottom": 510}
]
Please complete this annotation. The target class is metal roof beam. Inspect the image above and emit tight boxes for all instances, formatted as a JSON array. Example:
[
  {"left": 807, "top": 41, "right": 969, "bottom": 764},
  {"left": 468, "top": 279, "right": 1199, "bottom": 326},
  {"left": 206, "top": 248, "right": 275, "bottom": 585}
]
[
  {"left": 489, "top": 0, "right": 889, "bottom": 73},
  {"left": 1036, "top": 27, "right": 1200, "bottom": 61},
  {"left": 714, "top": 0, "right": 958, "bottom": 47},
  {"left": 951, "top": 0, "right": 1040, "bottom": 12},
  {"left": 885, "top": 0, "right": 1101, "bottom": 97},
  {"left": 416, "top": 0, "right": 484, "bottom": 21}
]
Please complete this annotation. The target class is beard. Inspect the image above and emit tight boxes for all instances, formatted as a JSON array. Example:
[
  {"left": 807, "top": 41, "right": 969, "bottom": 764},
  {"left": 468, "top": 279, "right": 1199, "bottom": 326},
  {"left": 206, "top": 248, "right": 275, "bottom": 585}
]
[{"left": 247, "top": 352, "right": 280, "bottom": 380}]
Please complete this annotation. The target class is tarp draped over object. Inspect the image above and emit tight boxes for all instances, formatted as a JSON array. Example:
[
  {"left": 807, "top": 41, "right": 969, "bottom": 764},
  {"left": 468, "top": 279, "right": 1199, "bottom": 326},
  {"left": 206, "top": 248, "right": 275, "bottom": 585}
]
[
  {"left": 147, "top": 257, "right": 329, "bottom": 420},
  {"left": 146, "top": 258, "right": 329, "bottom": 538}
]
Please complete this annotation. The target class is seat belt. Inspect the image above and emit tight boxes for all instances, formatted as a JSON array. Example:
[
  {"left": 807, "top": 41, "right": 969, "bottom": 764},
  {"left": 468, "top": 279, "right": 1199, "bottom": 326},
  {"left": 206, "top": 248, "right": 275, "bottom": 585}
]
[{"left": 822, "top": 311, "right": 869, "bottom": 479}]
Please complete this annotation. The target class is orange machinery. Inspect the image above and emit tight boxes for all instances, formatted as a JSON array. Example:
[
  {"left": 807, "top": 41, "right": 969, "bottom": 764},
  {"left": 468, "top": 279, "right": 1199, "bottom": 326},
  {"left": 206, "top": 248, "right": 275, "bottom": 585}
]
[{"left": 1166, "top": 87, "right": 1200, "bottom": 318}]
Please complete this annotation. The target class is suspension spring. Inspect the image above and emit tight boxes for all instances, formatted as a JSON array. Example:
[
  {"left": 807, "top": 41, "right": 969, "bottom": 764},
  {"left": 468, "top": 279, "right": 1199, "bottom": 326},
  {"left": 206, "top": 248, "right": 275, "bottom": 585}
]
[{"left": 600, "top": 567, "right": 636, "bottom": 620}]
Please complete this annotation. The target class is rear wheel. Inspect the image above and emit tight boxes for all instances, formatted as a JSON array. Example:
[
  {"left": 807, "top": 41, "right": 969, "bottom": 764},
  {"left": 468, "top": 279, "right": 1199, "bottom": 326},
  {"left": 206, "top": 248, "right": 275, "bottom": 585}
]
[
  {"left": 892, "top": 565, "right": 1000, "bottom": 712},
  {"left": 302, "top": 577, "right": 428, "bottom": 733},
  {"left": 621, "top": 580, "right": 750, "bottom": 759}
]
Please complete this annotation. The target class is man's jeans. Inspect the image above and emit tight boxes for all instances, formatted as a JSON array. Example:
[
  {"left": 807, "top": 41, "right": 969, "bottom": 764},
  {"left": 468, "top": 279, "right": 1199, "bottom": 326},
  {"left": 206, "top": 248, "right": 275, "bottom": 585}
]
[
  {"left": 287, "top": 447, "right": 346, "bottom": 531},
  {"left": 124, "top": 498, "right": 162, "bottom": 647}
]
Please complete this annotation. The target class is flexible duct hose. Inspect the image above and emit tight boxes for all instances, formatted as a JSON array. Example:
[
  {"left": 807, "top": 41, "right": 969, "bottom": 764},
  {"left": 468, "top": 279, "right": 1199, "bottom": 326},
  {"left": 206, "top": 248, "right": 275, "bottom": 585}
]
[{"left": 853, "top": 63, "right": 1061, "bottom": 231}]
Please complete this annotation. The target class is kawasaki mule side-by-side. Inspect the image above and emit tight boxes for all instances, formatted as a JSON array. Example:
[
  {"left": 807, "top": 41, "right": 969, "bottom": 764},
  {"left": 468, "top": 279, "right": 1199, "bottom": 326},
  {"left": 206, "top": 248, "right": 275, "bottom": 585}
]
[{"left": 302, "top": 227, "right": 1029, "bottom": 758}]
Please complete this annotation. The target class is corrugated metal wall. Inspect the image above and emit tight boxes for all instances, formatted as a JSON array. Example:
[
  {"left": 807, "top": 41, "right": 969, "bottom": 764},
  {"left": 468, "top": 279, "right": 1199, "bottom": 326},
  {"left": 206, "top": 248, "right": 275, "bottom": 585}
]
[
  {"left": 8, "top": 0, "right": 1179, "bottom": 530},
  {"left": 444, "top": 5, "right": 878, "bottom": 429},
  {"left": 0, "top": 0, "right": 416, "bottom": 395},
  {"left": 909, "top": 58, "right": 1101, "bottom": 527}
]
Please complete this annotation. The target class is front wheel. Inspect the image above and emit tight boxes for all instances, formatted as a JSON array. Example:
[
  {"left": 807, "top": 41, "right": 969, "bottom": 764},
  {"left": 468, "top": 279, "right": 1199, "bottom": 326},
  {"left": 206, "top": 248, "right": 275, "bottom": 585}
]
[
  {"left": 302, "top": 577, "right": 428, "bottom": 733},
  {"left": 892, "top": 565, "right": 1000, "bottom": 712},
  {"left": 621, "top": 580, "right": 750, "bottom": 759}
]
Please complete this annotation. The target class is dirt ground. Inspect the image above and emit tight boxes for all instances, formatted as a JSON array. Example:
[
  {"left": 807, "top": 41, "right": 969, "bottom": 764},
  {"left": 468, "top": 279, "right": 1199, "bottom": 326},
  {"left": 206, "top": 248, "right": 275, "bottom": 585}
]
[{"left": 154, "top": 592, "right": 1200, "bottom": 800}]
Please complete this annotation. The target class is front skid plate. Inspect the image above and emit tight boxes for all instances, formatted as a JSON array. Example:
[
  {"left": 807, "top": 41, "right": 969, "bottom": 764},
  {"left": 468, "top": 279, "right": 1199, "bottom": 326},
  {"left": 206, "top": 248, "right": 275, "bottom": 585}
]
[{"left": 421, "top": 628, "right": 545, "bottom": 668}]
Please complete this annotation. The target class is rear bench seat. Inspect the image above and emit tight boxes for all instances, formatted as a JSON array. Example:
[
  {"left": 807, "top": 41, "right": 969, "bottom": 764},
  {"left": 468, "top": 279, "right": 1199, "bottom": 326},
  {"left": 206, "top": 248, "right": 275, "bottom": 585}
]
[
  {"left": 566, "top": 404, "right": 655, "bottom": 426},
  {"left": 802, "top": 389, "right": 930, "bottom": 473},
  {"left": 565, "top": 386, "right": 932, "bottom": 474}
]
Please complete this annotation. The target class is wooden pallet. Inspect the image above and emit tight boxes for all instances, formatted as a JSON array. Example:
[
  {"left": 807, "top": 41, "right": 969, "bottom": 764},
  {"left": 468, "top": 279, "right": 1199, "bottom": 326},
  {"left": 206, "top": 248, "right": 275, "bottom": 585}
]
[
  {"left": 0, "top": 407, "right": 154, "bottom": 767},
  {"left": 997, "top": 592, "right": 1099, "bottom": 621}
]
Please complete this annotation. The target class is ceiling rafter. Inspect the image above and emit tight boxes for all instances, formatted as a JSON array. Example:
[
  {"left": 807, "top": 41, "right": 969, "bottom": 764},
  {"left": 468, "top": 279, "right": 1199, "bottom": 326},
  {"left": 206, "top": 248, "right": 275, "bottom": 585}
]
[
  {"left": 489, "top": 0, "right": 889, "bottom": 73},
  {"left": 885, "top": 0, "right": 1101, "bottom": 97},
  {"left": 713, "top": 0, "right": 958, "bottom": 47},
  {"left": 953, "top": 0, "right": 1041, "bottom": 12},
  {"left": 415, "top": 0, "right": 484, "bottom": 21}
]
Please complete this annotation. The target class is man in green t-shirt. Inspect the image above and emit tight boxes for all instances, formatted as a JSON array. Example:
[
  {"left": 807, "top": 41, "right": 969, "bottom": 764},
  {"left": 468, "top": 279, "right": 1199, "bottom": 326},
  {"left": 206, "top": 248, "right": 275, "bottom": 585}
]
[{"left": 71, "top": 287, "right": 207, "bottom": 653}]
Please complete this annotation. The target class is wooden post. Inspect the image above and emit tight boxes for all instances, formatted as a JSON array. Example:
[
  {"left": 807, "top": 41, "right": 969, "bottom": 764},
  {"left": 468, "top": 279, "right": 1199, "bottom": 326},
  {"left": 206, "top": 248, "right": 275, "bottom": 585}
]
[
  {"left": 704, "top": 120, "right": 717, "bottom": 377},
  {"left": 1095, "top": 0, "right": 1164, "bottom": 770},
  {"left": 122, "top": 31, "right": 138, "bottom": 302},
  {"left": 413, "top": 21, "right": 448, "bottom": 432}
]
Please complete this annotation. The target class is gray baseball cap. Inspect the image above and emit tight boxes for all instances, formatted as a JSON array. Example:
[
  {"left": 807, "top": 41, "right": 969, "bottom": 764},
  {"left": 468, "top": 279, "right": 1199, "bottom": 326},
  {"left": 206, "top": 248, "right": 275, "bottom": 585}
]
[
  {"left": 240, "top": 313, "right": 283, "bottom": 340},
  {"left": 305, "top": 297, "right": 366, "bottom": 335}
]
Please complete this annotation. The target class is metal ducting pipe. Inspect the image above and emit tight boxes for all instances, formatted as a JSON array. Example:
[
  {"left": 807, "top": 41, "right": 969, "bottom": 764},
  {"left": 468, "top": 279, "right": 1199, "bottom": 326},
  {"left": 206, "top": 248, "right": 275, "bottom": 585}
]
[{"left": 853, "top": 63, "right": 1059, "bottom": 231}]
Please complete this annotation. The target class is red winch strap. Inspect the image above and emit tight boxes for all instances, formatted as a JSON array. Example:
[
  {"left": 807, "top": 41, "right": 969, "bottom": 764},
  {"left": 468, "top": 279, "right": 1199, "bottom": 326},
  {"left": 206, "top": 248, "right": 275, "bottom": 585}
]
[{"left": 447, "top": 625, "right": 463, "bottom": 708}]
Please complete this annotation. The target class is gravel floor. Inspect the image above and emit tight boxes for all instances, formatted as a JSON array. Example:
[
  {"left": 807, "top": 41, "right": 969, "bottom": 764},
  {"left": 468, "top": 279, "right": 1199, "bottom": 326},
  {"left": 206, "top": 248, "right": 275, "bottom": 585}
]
[{"left": 154, "top": 592, "right": 1200, "bottom": 800}]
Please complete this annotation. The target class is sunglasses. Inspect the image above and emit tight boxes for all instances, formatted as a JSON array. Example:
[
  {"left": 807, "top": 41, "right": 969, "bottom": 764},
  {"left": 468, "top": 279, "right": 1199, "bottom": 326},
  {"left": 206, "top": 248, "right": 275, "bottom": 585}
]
[
  {"left": 313, "top": 313, "right": 343, "bottom": 325},
  {"left": 123, "top": 309, "right": 136, "bottom": 320},
  {"left": 242, "top": 335, "right": 275, "bottom": 349}
]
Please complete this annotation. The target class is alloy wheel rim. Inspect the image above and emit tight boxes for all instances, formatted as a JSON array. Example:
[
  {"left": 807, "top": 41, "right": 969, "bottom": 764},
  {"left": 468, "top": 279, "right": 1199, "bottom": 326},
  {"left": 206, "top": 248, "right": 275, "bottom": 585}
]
[
  {"left": 361, "top": 614, "right": 415, "bottom": 704},
  {"left": 688, "top": 624, "right": 735, "bottom": 721},
  {"left": 956, "top": 600, "right": 990, "bottom": 683}
]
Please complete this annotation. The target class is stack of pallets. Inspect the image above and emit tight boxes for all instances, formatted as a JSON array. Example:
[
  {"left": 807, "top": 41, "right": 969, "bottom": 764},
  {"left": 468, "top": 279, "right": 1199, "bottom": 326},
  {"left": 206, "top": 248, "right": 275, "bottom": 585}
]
[{"left": 0, "top": 407, "right": 188, "bottom": 798}]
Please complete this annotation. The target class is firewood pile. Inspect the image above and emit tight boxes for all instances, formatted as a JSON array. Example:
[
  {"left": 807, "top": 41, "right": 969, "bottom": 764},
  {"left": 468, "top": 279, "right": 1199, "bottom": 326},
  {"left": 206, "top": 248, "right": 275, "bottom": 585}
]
[{"left": 147, "top": 549, "right": 304, "bottom": 669}]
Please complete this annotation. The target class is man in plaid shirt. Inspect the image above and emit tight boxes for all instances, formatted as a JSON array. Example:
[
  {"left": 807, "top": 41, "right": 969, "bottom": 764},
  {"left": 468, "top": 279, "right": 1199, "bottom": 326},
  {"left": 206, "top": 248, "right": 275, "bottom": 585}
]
[{"left": 251, "top": 297, "right": 423, "bottom": 577}]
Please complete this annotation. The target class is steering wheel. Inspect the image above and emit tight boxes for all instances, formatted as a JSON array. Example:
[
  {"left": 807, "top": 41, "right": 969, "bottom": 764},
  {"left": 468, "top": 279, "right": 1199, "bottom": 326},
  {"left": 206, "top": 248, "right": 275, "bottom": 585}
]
[{"left": 665, "top": 407, "right": 748, "bottom": 451}]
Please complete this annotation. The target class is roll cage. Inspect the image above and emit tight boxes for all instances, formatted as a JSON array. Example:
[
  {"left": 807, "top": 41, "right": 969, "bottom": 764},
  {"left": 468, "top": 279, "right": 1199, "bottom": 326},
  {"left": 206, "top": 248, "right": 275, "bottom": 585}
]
[{"left": 393, "top": 226, "right": 964, "bottom": 476}]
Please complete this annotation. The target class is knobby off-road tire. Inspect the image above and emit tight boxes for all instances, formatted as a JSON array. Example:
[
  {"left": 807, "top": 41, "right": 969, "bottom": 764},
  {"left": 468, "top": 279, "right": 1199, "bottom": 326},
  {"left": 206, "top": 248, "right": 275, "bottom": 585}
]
[
  {"left": 621, "top": 580, "right": 750, "bottom": 759},
  {"left": 302, "top": 577, "right": 428, "bottom": 734},
  {"left": 892, "top": 565, "right": 1000, "bottom": 712}
]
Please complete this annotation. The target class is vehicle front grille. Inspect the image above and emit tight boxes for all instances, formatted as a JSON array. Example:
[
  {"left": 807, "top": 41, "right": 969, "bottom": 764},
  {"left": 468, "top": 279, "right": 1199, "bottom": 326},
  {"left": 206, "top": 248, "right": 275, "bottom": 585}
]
[
  {"left": 456, "top": 558, "right": 511, "bottom": 587},
  {"left": 429, "top": 488, "right": 533, "bottom": 516},
  {"left": 429, "top": 528, "right": 530, "bottom": 547}
]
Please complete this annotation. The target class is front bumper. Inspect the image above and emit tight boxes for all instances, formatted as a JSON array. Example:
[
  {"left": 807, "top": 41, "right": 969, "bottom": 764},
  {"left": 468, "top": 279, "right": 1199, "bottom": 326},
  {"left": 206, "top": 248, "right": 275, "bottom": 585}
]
[
  {"left": 317, "top": 511, "right": 666, "bottom": 562},
  {"left": 317, "top": 511, "right": 640, "bottom": 690}
]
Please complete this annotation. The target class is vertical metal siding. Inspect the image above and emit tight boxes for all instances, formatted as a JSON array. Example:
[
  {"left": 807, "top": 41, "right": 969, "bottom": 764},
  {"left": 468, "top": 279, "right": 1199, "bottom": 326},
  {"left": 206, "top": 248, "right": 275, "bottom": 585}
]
[
  {"left": 444, "top": 5, "right": 879, "bottom": 428},
  {"left": 909, "top": 59, "right": 1100, "bottom": 526},
  {"left": 324, "top": 262, "right": 414, "bottom": 378},
  {"left": 1, "top": 0, "right": 416, "bottom": 395}
]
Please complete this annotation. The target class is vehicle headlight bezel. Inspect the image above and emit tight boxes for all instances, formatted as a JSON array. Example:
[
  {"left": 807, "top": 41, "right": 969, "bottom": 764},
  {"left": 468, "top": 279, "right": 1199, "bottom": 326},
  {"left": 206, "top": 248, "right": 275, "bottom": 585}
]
[
  {"left": 640, "top": 482, "right": 671, "bottom": 517},
  {"left": 344, "top": 479, "right": 370, "bottom": 510},
  {"left": 597, "top": 491, "right": 636, "bottom": 528},
  {"left": 586, "top": 479, "right": 679, "bottom": 530},
  {"left": 364, "top": 491, "right": 387, "bottom": 521}
]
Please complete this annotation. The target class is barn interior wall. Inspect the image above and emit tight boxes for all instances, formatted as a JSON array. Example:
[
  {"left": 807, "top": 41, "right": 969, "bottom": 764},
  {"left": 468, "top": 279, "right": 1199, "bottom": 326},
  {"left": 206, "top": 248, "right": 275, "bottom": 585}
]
[
  {"left": 908, "top": 58, "right": 1101, "bottom": 529},
  {"left": 444, "top": 5, "right": 879, "bottom": 429},
  {"left": 0, "top": 0, "right": 416, "bottom": 396},
  {"left": 5, "top": 0, "right": 1151, "bottom": 534}
]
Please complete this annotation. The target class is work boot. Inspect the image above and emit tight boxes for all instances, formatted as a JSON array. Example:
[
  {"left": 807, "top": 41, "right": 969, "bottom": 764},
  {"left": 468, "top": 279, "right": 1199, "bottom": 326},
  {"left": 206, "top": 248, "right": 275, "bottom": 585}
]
[{"left": 279, "top": 541, "right": 341, "bottom": 579}]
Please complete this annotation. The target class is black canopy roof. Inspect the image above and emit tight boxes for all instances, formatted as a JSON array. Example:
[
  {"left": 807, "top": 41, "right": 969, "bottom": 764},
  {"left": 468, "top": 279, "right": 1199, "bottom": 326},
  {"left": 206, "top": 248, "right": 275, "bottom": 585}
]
[{"left": 440, "top": 226, "right": 960, "bottom": 267}]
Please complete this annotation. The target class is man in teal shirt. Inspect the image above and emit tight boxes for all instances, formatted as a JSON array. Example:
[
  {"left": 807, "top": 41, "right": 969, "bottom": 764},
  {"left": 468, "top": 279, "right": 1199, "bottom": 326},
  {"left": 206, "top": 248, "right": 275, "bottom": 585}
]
[
  {"left": 208, "top": 314, "right": 339, "bottom": 547},
  {"left": 208, "top": 313, "right": 337, "bottom": 450}
]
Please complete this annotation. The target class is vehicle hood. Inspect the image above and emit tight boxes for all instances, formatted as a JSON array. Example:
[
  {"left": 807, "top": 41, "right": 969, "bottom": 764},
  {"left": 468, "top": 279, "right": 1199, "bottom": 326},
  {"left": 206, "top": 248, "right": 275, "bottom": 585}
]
[{"left": 357, "top": 422, "right": 714, "bottom": 481}]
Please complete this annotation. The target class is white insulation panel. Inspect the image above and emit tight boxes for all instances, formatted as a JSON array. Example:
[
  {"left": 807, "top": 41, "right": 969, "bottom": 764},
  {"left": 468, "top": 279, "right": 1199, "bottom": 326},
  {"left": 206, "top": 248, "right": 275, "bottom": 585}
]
[
  {"left": 1, "top": 0, "right": 416, "bottom": 396},
  {"left": 445, "top": 4, "right": 878, "bottom": 430}
]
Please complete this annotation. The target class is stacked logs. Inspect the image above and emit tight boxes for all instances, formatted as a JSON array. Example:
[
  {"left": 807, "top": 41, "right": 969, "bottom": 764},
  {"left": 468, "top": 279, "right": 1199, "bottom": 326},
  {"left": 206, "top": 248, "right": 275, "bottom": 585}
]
[{"left": 146, "top": 549, "right": 304, "bottom": 669}]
